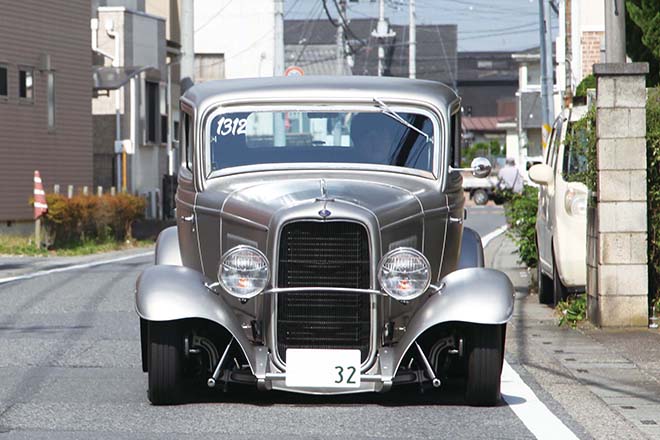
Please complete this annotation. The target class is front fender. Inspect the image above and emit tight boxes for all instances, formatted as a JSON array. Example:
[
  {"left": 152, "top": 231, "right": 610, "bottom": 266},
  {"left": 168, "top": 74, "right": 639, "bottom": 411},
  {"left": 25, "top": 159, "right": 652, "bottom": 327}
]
[
  {"left": 380, "top": 267, "right": 514, "bottom": 380},
  {"left": 155, "top": 226, "right": 182, "bottom": 266},
  {"left": 135, "top": 265, "right": 264, "bottom": 376}
]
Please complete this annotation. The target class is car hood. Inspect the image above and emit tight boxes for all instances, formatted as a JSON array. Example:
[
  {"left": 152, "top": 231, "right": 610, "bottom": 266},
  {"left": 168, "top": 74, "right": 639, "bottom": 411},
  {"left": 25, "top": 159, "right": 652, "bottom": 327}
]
[{"left": 217, "top": 176, "right": 425, "bottom": 230}]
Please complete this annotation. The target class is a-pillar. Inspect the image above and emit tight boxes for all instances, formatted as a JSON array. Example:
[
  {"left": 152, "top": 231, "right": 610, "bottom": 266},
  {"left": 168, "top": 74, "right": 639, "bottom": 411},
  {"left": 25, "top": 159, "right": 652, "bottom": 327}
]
[{"left": 588, "top": 62, "right": 649, "bottom": 327}]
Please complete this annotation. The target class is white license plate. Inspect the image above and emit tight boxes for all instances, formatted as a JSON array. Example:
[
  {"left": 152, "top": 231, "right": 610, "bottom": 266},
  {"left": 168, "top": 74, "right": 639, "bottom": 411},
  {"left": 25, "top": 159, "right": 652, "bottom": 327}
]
[{"left": 285, "top": 349, "right": 361, "bottom": 388}]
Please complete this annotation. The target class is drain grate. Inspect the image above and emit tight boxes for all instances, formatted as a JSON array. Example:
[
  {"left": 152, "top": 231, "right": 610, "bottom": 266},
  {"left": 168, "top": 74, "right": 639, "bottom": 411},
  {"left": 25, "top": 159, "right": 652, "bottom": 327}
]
[
  {"left": 641, "top": 420, "right": 657, "bottom": 426},
  {"left": 554, "top": 349, "right": 564, "bottom": 353},
  {"left": 576, "top": 369, "right": 589, "bottom": 373},
  {"left": 565, "top": 358, "right": 576, "bottom": 361},
  {"left": 621, "top": 406, "right": 636, "bottom": 410}
]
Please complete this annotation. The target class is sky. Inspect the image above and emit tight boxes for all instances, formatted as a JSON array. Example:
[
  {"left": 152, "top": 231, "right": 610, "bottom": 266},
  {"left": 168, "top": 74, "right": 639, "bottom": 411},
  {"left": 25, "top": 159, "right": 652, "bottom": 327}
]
[{"left": 285, "top": 0, "right": 558, "bottom": 52}]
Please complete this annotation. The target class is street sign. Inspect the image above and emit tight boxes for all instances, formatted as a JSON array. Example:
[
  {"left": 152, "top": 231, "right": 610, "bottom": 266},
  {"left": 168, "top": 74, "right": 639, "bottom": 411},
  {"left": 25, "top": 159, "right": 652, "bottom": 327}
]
[{"left": 284, "top": 66, "right": 304, "bottom": 77}]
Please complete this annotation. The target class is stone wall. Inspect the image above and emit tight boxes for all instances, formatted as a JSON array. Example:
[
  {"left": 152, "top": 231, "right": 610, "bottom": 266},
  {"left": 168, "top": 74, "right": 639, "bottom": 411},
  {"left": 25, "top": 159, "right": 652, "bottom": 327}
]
[{"left": 588, "top": 63, "right": 649, "bottom": 327}]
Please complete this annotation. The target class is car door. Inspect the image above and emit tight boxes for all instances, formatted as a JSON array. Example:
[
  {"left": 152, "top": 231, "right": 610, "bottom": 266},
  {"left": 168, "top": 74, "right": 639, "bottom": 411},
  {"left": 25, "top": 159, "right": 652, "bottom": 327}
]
[
  {"left": 537, "top": 117, "right": 558, "bottom": 272},
  {"left": 176, "top": 111, "right": 203, "bottom": 272},
  {"left": 543, "top": 115, "right": 564, "bottom": 272}
]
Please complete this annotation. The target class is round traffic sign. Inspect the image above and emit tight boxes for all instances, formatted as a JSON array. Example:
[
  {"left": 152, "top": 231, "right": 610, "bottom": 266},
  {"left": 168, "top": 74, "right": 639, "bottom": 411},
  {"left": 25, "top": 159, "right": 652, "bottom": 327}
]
[{"left": 284, "top": 66, "right": 304, "bottom": 77}]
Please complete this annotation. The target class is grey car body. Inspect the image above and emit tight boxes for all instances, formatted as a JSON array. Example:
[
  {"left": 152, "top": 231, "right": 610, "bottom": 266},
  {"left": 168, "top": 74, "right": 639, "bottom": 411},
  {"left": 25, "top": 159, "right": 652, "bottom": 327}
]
[{"left": 135, "top": 76, "right": 514, "bottom": 405}]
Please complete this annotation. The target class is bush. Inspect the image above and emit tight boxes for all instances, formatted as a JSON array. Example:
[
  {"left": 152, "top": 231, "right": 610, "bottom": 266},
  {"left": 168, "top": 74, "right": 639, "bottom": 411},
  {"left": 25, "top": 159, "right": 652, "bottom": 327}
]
[
  {"left": 41, "top": 193, "right": 146, "bottom": 247},
  {"left": 647, "top": 87, "right": 660, "bottom": 308},
  {"left": 504, "top": 185, "right": 539, "bottom": 267}
]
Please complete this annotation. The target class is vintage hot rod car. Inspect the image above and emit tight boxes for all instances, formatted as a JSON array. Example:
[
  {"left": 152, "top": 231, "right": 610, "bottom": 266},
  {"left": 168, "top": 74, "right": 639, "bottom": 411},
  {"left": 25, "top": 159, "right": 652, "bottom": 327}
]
[{"left": 135, "top": 76, "right": 514, "bottom": 406}]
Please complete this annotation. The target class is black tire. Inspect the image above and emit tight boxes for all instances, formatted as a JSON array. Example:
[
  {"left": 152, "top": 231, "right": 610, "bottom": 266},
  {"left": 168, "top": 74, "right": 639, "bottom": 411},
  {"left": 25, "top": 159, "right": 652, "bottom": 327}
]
[
  {"left": 473, "top": 189, "right": 488, "bottom": 206},
  {"left": 148, "top": 321, "right": 184, "bottom": 405},
  {"left": 465, "top": 324, "right": 504, "bottom": 406},
  {"left": 538, "top": 263, "right": 553, "bottom": 304},
  {"left": 552, "top": 254, "right": 569, "bottom": 306}
]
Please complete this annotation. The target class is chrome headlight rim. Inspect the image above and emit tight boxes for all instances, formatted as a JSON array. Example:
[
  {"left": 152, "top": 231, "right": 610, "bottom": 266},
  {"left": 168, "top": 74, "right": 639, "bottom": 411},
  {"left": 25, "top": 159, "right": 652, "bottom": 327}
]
[
  {"left": 218, "top": 245, "right": 270, "bottom": 299},
  {"left": 377, "top": 247, "right": 431, "bottom": 301}
]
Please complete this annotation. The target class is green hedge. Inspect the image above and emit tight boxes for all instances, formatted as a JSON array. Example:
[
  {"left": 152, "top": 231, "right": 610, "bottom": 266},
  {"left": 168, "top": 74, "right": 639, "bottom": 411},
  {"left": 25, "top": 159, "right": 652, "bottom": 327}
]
[
  {"left": 504, "top": 186, "right": 539, "bottom": 268},
  {"left": 648, "top": 87, "right": 660, "bottom": 306}
]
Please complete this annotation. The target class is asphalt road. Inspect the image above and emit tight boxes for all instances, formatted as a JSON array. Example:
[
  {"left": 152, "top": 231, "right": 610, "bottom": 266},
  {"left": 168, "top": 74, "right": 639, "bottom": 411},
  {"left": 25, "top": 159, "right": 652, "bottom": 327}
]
[{"left": 0, "top": 206, "right": 575, "bottom": 439}]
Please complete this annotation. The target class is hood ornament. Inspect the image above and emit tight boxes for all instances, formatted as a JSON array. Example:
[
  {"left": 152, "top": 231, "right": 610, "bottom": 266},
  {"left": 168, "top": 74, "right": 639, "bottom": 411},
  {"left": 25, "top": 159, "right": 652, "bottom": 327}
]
[{"left": 317, "top": 179, "right": 333, "bottom": 218}]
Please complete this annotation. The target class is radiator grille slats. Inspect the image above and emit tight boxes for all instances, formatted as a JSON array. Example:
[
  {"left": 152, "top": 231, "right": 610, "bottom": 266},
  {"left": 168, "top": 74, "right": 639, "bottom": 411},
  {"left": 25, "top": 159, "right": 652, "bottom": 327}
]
[{"left": 277, "top": 221, "right": 371, "bottom": 363}]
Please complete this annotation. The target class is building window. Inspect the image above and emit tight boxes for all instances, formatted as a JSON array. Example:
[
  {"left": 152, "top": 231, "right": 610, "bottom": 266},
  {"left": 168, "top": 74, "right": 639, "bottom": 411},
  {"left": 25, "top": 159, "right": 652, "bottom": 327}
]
[
  {"left": 160, "top": 83, "right": 167, "bottom": 144},
  {"left": 47, "top": 72, "right": 55, "bottom": 129},
  {"left": 0, "top": 65, "right": 7, "bottom": 98},
  {"left": 146, "top": 81, "right": 159, "bottom": 143},
  {"left": 194, "top": 54, "right": 225, "bottom": 83},
  {"left": 19, "top": 67, "right": 33, "bottom": 101}
]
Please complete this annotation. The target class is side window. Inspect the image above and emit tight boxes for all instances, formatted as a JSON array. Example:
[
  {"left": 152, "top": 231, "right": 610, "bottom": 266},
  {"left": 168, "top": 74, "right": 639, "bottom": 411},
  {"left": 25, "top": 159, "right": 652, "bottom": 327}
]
[
  {"left": 551, "top": 118, "right": 563, "bottom": 170},
  {"left": 451, "top": 111, "right": 461, "bottom": 168},
  {"left": 182, "top": 112, "right": 193, "bottom": 171}
]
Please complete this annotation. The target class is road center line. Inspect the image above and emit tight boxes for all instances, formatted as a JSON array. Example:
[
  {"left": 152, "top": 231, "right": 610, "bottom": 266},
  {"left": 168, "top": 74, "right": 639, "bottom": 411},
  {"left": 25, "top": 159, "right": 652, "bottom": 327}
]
[
  {"left": 0, "top": 251, "right": 154, "bottom": 285},
  {"left": 481, "top": 226, "right": 580, "bottom": 440}
]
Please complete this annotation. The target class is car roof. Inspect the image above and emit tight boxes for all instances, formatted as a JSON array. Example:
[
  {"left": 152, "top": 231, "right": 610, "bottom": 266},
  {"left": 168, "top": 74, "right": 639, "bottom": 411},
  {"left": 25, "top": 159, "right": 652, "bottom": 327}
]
[{"left": 182, "top": 76, "right": 459, "bottom": 114}]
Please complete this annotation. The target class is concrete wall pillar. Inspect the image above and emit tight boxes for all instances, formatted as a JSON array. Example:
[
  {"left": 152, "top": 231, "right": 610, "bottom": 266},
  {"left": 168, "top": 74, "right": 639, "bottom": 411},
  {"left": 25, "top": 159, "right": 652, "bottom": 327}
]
[{"left": 588, "top": 62, "right": 649, "bottom": 327}]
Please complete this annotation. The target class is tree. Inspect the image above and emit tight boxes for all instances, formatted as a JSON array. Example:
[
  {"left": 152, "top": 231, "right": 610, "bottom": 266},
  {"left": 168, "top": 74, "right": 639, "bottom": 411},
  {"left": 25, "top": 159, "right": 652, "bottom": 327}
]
[{"left": 626, "top": 0, "right": 660, "bottom": 86}]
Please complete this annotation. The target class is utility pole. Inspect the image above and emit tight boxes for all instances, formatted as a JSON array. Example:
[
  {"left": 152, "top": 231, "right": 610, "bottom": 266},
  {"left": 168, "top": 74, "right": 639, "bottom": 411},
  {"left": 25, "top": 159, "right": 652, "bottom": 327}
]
[
  {"left": 538, "top": 0, "right": 555, "bottom": 151},
  {"left": 181, "top": 0, "right": 194, "bottom": 85},
  {"left": 372, "top": 0, "right": 395, "bottom": 76},
  {"left": 604, "top": 0, "right": 626, "bottom": 63},
  {"left": 564, "top": 0, "right": 572, "bottom": 107},
  {"left": 274, "top": 0, "right": 285, "bottom": 76},
  {"left": 336, "top": 0, "right": 346, "bottom": 75},
  {"left": 273, "top": 0, "right": 285, "bottom": 146},
  {"left": 409, "top": 0, "right": 416, "bottom": 79}
]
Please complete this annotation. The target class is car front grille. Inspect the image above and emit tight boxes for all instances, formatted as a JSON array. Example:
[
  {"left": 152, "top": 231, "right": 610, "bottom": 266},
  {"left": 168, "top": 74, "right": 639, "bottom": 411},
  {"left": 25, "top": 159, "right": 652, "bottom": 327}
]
[{"left": 277, "top": 221, "right": 371, "bottom": 363}]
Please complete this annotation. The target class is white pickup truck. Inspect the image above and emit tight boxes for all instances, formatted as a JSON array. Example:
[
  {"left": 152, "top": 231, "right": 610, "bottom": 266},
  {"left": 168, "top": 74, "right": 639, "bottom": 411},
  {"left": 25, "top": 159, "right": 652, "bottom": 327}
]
[{"left": 462, "top": 172, "right": 500, "bottom": 205}]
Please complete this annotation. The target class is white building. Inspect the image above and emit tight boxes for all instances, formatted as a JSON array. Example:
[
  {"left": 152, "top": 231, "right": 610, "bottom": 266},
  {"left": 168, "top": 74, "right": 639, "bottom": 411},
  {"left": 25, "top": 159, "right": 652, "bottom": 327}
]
[
  {"left": 91, "top": 0, "right": 181, "bottom": 218},
  {"left": 194, "top": 0, "right": 277, "bottom": 80}
]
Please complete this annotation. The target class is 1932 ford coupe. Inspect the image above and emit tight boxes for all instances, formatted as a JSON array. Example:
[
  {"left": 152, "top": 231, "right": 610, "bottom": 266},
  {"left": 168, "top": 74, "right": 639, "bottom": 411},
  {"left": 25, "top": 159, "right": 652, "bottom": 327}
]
[{"left": 135, "top": 76, "right": 514, "bottom": 406}]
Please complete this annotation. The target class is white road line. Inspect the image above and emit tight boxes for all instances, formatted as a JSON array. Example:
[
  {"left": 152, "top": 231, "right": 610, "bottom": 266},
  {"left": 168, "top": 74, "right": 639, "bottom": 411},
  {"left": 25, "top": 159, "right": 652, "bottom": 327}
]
[
  {"left": 0, "top": 251, "right": 154, "bottom": 285},
  {"left": 501, "top": 362, "right": 579, "bottom": 440},
  {"left": 481, "top": 224, "right": 508, "bottom": 247},
  {"left": 481, "top": 228, "right": 580, "bottom": 440}
]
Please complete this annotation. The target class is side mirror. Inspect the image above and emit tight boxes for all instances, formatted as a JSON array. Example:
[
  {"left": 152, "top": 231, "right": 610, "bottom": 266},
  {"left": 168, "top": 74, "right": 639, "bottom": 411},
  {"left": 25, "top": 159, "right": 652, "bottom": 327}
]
[
  {"left": 528, "top": 164, "right": 554, "bottom": 185},
  {"left": 470, "top": 157, "right": 492, "bottom": 178}
]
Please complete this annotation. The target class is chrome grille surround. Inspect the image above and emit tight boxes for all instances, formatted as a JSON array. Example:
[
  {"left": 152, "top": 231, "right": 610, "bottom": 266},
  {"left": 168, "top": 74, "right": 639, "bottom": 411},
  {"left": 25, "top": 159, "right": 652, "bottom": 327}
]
[{"left": 274, "top": 220, "right": 373, "bottom": 366}]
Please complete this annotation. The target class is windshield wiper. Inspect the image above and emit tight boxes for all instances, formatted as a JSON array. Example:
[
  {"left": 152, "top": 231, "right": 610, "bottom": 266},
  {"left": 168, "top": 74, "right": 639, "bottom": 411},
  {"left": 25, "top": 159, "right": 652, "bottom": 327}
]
[{"left": 373, "top": 97, "right": 433, "bottom": 144}]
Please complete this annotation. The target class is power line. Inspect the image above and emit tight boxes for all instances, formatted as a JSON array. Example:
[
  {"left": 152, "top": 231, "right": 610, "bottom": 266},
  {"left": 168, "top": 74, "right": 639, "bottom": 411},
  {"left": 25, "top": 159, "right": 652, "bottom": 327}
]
[{"left": 195, "top": 0, "right": 234, "bottom": 32}]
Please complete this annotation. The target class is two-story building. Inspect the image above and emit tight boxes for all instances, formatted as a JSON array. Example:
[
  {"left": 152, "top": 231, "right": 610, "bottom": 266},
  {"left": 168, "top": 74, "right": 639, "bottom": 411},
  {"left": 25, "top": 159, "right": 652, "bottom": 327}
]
[{"left": 0, "top": 0, "right": 92, "bottom": 231}]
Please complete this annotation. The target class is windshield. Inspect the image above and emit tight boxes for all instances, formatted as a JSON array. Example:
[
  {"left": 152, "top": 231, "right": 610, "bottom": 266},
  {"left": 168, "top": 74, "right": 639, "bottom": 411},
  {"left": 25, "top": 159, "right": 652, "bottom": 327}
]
[{"left": 205, "top": 110, "right": 436, "bottom": 176}]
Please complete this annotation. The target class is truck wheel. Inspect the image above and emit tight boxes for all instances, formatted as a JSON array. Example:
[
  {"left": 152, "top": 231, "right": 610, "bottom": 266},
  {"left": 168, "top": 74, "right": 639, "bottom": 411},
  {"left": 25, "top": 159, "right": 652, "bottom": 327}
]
[
  {"left": 465, "top": 324, "right": 504, "bottom": 406},
  {"left": 148, "top": 321, "right": 183, "bottom": 405},
  {"left": 473, "top": 189, "right": 488, "bottom": 206},
  {"left": 552, "top": 254, "right": 569, "bottom": 306}
]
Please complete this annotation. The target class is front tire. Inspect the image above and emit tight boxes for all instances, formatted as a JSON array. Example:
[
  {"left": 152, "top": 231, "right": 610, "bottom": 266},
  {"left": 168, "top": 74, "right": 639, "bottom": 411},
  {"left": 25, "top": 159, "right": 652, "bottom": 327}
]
[
  {"left": 465, "top": 324, "right": 504, "bottom": 406},
  {"left": 552, "top": 254, "right": 569, "bottom": 305},
  {"left": 537, "top": 251, "right": 553, "bottom": 304},
  {"left": 473, "top": 189, "right": 489, "bottom": 206},
  {"left": 148, "top": 321, "right": 184, "bottom": 405}
]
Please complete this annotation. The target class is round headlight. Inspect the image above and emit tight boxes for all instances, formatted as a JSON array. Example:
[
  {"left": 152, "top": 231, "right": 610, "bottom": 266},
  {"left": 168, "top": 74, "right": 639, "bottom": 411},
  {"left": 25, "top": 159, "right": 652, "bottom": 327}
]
[
  {"left": 378, "top": 248, "right": 431, "bottom": 301},
  {"left": 218, "top": 246, "right": 270, "bottom": 299}
]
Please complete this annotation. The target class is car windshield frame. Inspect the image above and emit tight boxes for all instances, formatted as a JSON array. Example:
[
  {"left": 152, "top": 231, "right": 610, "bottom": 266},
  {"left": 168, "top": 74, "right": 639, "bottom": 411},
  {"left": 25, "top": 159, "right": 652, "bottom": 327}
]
[{"left": 201, "top": 103, "right": 442, "bottom": 181}]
